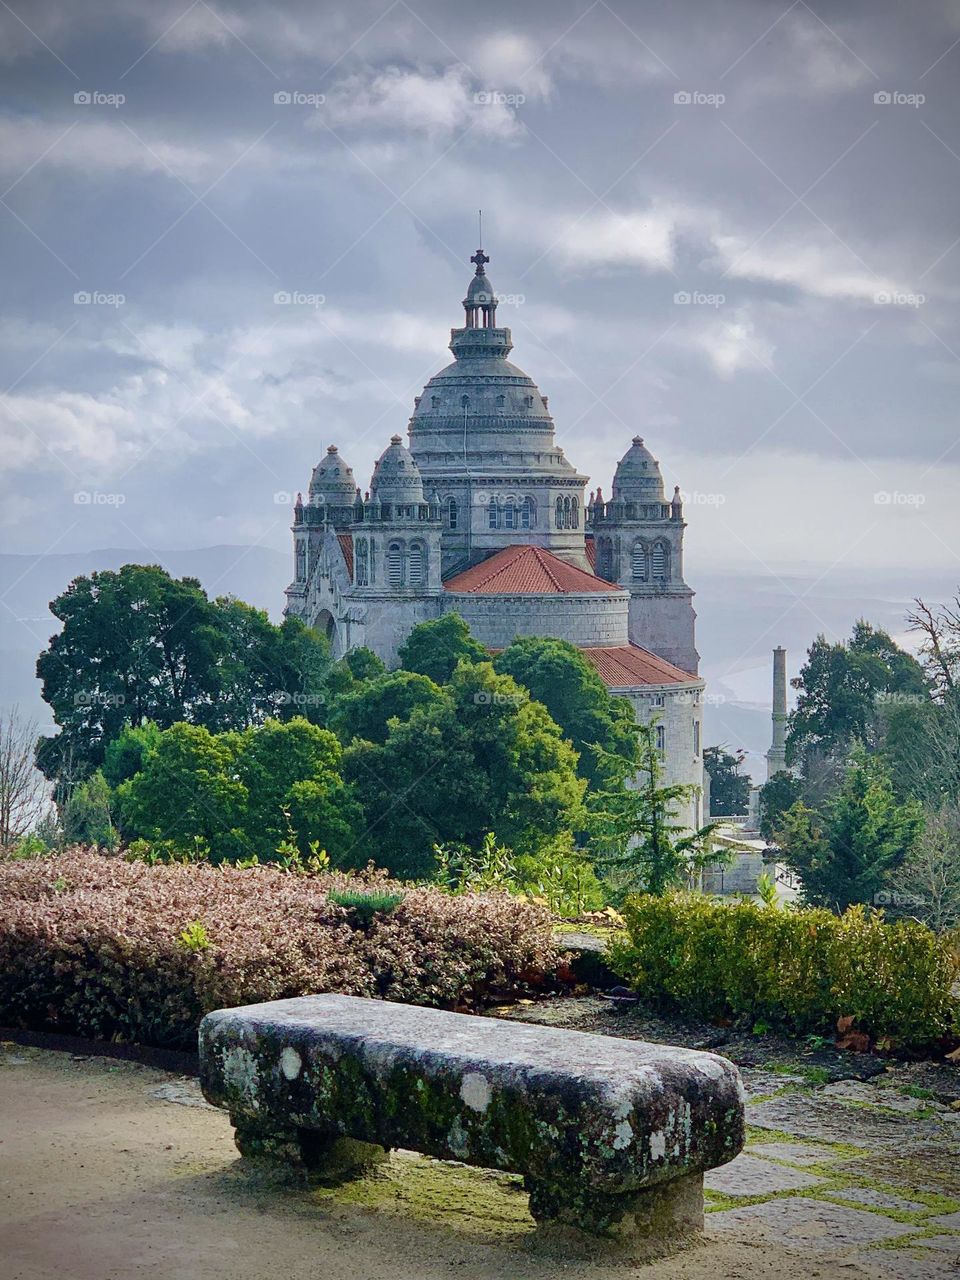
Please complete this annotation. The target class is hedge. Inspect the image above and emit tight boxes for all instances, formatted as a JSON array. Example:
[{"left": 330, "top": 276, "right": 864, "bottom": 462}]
[
  {"left": 0, "top": 850, "right": 560, "bottom": 1050},
  {"left": 609, "top": 893, "right": 959, "bottom": 1050}
]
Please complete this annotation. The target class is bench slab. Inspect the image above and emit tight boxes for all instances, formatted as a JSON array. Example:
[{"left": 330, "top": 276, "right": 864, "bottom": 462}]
[{"left": 200, "top": 994, "right": 745, "bottom": 1236}]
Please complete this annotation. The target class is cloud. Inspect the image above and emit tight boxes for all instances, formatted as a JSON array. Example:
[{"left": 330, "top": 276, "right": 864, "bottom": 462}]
[
  {"left": 316, "top": 65, "right": 524, "bottom": 140},
  {"left": 709, "top": 231, "right": 899, "bottom": 301},
  {"left": 686, "top": 309, "right": 776, "bottom": 379},
  {"left": 549, "top": 206, "right": 680, "bottom": 273}
]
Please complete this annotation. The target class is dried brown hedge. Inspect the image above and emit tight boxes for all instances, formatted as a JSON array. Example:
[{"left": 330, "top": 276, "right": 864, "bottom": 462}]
[{"left": 0, "top": 849, "right": 560, "bottom": 1049}]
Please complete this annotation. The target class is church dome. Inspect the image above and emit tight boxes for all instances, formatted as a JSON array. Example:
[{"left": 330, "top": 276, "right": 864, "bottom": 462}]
[
  {"left": 466, "top": 272, "right": 496, "bottom": 305},
  {"left": 612, "top": 436, "right": 666, "bottom": 502},
  {"left": 370, "top": 435, "right": 425, "bottom": 504},
  {"left": 309, "top": 445, "right": 357, "bottom": 503}
]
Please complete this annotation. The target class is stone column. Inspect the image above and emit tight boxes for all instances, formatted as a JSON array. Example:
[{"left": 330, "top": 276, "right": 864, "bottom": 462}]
[{"left": 765, "top": 646, "right": 788, "bottom": 779}]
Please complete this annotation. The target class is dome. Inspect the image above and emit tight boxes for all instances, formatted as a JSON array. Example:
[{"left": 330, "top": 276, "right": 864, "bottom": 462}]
[
  {"left": 370, "top": 434, "right": 425, "bottom": 504},
  {"left": 612, "top": 436, "right": 666, "bottom": 502},
  {"left": 466, "top": 272, "right": 496, "bottom": 305},
  {"left": 309, "top": 445, "right": 357, "bottom": 503}
]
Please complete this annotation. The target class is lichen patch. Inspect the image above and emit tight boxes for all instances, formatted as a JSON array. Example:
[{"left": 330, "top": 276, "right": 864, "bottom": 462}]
[
  {"left": 460, "top": 1072, "right": 492, "bottom": 1113},
  {"left": 280, "top": 1047, "right": 302, "bottom": 1081}
]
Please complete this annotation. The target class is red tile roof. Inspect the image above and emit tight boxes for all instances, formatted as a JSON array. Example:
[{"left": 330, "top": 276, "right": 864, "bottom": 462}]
[
  {"left": 579, "top": 644, "right": 697, "bottom": 686},
  {"left": 337, "top": 533, "right": 353, "bottom": 579},
  {"left": 585, "top": 535, "right": 597, "bottom": 570},
  {"left": 444, "top": 544, "right": 619, "bottom": 595}
]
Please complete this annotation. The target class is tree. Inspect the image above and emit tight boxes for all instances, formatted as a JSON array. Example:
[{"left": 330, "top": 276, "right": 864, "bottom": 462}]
[
  {"left": 759, "top": 770, "right": 802, "bottom": 841},
  {"left": 787, "top": 622, "right": 927, "bottom": 772},
  {"left": 889, "top": 804, "right": 960, "bottom": 932},
  {"left": 703, "top": 744, "right": 750, "bottom": 816},
  {"left": 908, "top": 592, "right": 960, "bottom": 698},
  {"left": 343, "top": 662, "right": 585, "bottom": 879},
  {"left": 398, "top": 614, "right": 487, "bottom": 685},
  {"left": 329, "top": 670, "right": 446, "bottom": 745},
  {"left": 0, "top": 708, "right": 49, "bottom": 846},
  {"left": 35, "top": 565, "right": 332, "bottom": 782},
  {"left": 62, "top": 770, "right": 117, "bottom": 848},
  {"left": 589, "top": 721, "right": 722, "bottom": 896},
  {"left": 775, "top": 748, "right": 923, "bottom": 911},
  {"left": 119, "top": 723, "right": 249, "bottom": 861},
  {"left": 493, "top": 636, "right": 637, "bottom": 789},
  {"left": 234, "top": 717, "right": 360, "bottom": 862}
]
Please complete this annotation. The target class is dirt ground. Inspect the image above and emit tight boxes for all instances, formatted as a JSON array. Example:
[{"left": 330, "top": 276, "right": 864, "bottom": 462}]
[{"left": 2, "top": 1040, "right": 957, "bottom": 1280}]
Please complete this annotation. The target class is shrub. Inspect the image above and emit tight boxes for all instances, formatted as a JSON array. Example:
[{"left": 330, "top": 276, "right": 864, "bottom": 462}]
[
  {"left": 610, "top": 893, "right": 959, "bottom": 1049},
  {"left": 327, "top": 888, "right": 405, "bottom": 928},
  {"left": 0, "top": 849, "right": 559, "bottom": 1050}
]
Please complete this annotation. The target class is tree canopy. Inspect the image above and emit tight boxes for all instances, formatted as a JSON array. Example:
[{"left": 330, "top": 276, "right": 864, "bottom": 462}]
[
  {"left": 493, "top": 636, "right": 637, "bottom": 789},
  {"left": 36, "top": 564, "right": 332, "bottom": 782},
  {"left": 398, "top": 614, "right": 487, "bottom": 684},
  {"left": 703, "top": 744, "right": 750, "bottom": 816}
]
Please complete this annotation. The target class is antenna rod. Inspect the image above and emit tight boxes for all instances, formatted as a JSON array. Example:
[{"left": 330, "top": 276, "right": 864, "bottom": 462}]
[{"left": 478, "top": 208, "right": 482, "bottom": 250}]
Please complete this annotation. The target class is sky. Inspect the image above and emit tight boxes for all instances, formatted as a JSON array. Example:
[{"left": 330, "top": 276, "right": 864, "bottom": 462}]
[{"left": 1, "top": 0, "right": 959, "bottom": 597}]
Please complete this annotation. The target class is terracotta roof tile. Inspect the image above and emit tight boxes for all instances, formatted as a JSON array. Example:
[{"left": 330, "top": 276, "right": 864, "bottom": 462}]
[
  {"left": 444, "top": 544, "right": 619, "bottom": 595},
  {"left": 579, "top": 644, "right": 697, "bottom": 686}
]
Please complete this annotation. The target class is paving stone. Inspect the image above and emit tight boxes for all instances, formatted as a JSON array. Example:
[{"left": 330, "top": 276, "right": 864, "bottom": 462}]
[
  {"left": 911, "top": 1234, "right": 960, "bottom": 1254},
  {"left": 930, "top": 1210, "right": 960, "bottom": 1230},
  {"left": 861, "top": 1251, "right": 960, "bottom": 1280},
  {"left": 740, "top": 1068, "right": 805, "bottom": 1098},
  {"left": 822, "top": 1080, "right": 949, "bottom": 1116},
  {"left": 747, "top": 1140, "right": 843, "bottom": 1167},
  {"left": 708, "top": 1196, "right": 918, "bottom": 1252},
  {"left": 823, "top": 1186, "right": 930, "bottom": 1213},
  {"left": 705, "top": 1153, "right": 823, "bottom": 1197},
  {"left": 747, "top": 1093, "right": 949, "bottom": 1150}
]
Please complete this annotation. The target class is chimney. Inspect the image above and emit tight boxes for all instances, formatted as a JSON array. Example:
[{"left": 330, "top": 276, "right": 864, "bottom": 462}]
[{"left": 765, "top": 646, "right": 788, "bottom": 780}]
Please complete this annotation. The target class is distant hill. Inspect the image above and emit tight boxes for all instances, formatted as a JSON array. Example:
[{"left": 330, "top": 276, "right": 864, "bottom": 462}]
[{"left": 1, "top": 546, "right": 951, "bottom": 781}]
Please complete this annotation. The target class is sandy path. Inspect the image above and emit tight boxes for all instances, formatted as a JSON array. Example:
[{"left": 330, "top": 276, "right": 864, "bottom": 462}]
[{"left": 0, "top": 1046, "right": 878, "bottom": 1280}]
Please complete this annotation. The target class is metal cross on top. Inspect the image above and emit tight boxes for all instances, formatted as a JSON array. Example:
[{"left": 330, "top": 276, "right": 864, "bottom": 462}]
[{"left": 470, "top": 248, "right": 490, "bottom": 275}]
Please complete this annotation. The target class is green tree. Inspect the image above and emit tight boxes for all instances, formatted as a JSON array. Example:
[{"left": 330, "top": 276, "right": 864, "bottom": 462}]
[
  {"left": 119, "top": 723, "right": 249, "bottom": 861},
  {"left": 759, "top": 770, "right": 802, "bottom": 841},
  {"left": 589, "top": 721, "right": 722, "bottom": 896},
  {"left": 102, "top": 721, "right": 163, "bottom": 789},
  {"left": 344, "top": 661, "right": 585, "bottom": 878},
  {"left": 493, "top": 636, "right": 637, "bottom": 789},
  {"left": 703, "top": 744, "right": 751, "bottom": 816},
  {"left": 787, "top": 622, "right": 927, "bottom": 772},
  {"left": 329, "top": 670, "right": 446, "bottom": 744},
  {"left": 35, "top": 565, "right": 332, "bottom": 783},
  {"left": 61, "top": 769, "right": 116, "bottom": 848},
  {"left": 234, "top": 717, "right": 360, "bottom": 862},
  {"left": 775, "top": 748, "right": 924, "bottom": 911},
  {"left": 398, "top": 614, "right": 487, "bottom": 685}
]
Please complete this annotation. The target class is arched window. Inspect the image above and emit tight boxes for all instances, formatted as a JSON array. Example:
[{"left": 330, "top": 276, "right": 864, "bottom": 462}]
[
  {"left": 555, "top": 496, "right": 563, "bottom": 528},
  {"left": 408, "top": 542, "right": 424, "bottom": 588},
  {"left": 460, "top": 395, "right": 470, "bottom": 408},
  {"left": 495, "top": 394, "right": 505, "bottom": 408},
  {"left": 571, "top": 497, "right": 579, "bottom": 529},
  {"left": 387, "top": 541, "right": 404, "bottom": 588},
  {"left": 655, "top": 724, "right": 666, "bottom": 755},
  {"left": 488, "top": 501, "right": 499, "bottom": 530},
  {"left": 295, "top": 541, "right": 306, "bottom": 581},
  {"left": 447, "top": 497, "right": 458, "bottom": 530},
  {"left": 631, "top": 541, "right": 647, "bottom": 582},
  {"left": 597, "top": 537, "right": 612, "bottom": 580},
  {"left": 521, "top": 496, "right": 535, "bottom": 529},
  {"left": 651, "top": 542, "right": 668, "bottom": 582},
  {"left": 504, "top": 501, "right": 516, "bottom": 530},
  {"left": 431, "top": 395, "right": 440, "bottom": 409},
  {"left": 355, "top": 538, "right": 369, "bottom": 586}
]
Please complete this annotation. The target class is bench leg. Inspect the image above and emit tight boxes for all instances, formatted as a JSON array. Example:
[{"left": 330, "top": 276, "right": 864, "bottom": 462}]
[
  {"left": 525, "top": 1170, "right": 704, "bottom": 1240},
  {"left": 229, "top": 1114, "right": 386, "bottom": 1180}
]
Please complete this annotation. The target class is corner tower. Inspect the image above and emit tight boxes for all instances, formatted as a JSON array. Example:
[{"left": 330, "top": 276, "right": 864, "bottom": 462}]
[
  {"left": 588, "top": 437, "right": 699, "bottom": 674},
  {"left": 407, "top": 249, "right": 589, "bottom": 576}
]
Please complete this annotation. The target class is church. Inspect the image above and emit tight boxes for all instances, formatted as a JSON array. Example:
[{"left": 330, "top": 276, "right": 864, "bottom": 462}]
[{"left": 284, "top": 248, "right": 707, "bottom": 826}]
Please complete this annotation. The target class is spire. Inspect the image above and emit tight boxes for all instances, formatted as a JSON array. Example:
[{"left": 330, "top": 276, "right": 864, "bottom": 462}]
[{"left": 462, "top": 244, "right": 497, "bottom": 331}]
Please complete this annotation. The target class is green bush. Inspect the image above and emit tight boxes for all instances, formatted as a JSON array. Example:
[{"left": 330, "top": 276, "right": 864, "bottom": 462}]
[
  {"left": 609, "top": 893, "right": 959, "bottom": 1049},
  {"left": 327, "top": 888, "right": 405, "bottom": 928}
]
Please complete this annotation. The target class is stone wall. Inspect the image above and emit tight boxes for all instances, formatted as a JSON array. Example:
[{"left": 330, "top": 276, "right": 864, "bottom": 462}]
[{"left": 444, "top": 591, "right": 630, "bottom": 650}]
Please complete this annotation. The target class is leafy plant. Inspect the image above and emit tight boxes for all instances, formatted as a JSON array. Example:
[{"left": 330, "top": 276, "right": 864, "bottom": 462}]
[
  {"left": 176, "top": 920, "right": 211, "bottom": 953},
  {"left": 327, "top": 888, "right": 405, "bottom": 928}
]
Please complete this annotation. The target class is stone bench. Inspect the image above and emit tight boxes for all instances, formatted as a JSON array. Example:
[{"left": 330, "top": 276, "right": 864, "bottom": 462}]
[{"left": 199, "top": 994, "right": 745, "bottom": 1239}]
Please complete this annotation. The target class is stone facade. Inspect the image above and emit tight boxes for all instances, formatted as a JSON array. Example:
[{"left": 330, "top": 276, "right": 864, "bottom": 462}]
[{"left": 284, "top": 248, "right": 706, "bottom": 823}]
